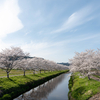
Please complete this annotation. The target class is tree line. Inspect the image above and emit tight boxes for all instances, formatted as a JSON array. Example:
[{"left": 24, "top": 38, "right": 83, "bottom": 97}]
[
  {"left": 0, "top": 47, "right": 68, "bottom": 78},
  {"left": 69, "top": 49, "right": 100, "bottom": 80}
]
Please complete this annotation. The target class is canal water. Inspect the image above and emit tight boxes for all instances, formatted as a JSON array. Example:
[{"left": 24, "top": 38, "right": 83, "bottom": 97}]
[{"left": 14, "top": 73, "right": 71, "bottom": 100}]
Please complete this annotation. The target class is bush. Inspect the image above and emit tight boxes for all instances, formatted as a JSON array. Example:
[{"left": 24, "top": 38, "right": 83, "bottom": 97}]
[{"left": 1, "top": 94, "right": 11, "bottom": 100}]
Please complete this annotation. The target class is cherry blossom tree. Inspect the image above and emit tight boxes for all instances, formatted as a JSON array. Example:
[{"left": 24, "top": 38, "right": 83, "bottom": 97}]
[
  {"left": 33, "top": 57, "right": 45, "bottom": 74},
  {"left": 29, "top": 57, "right": 68, "bottom": 74},
  {"left": 42, "top": 60, "right": 52, "bottom": 72},
  {"left": 69, "top": 49, "right": 98, "bottom": 80},
  {"left": 29, "top": 58, "right": 39, "bottom": 75},
  {"left": 0, "top": 47, "right": 29, "bottom": 78},
  {"left": 17, "top": 58, "right": 31, "bottom": 76}
]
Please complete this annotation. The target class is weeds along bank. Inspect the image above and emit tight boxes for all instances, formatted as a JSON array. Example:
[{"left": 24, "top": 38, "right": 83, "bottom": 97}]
[
  {"left": 0, "top": 70, "right": 69, "bottom": 100},
  {"left": 68, "top": 72, "right": 100, "bottom": 100}
]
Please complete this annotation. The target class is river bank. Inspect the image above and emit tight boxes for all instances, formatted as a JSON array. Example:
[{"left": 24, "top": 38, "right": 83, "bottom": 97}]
[
  {"left": 0, "top": 70, "right": 69, "bottom": 100},
  {"left": 14, "top": 72, "right": 71, "bottom": 100},
  {"left": 68, "top": 72, "right": 100, "bottom": 100}
]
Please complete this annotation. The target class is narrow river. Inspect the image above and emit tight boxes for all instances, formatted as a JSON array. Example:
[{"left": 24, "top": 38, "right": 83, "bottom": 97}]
[{"left": 14, "top": 73, "right": 71, "bottom": 100}]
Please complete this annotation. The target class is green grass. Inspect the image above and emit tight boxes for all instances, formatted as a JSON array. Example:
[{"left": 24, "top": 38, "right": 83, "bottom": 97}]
[
  {"left": 68, "top": 72, "right": 100, "bottom": 100},
  {"left": 0, "top": 70, "right": 69, "bottom": 100},
  {"left": 0, "top": 69, "right": 49, "bottom": 77}
]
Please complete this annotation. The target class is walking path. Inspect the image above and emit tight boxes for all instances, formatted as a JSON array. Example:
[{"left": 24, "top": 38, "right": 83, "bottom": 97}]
[
  {"left": 90, "top": 75, "right": 100, "bottom": 82},
  {"left": 0, "top": 73, "right": 34, "bottom": 78},
  {"left": 89, "top": 75, "right": 100, "bottom": 100},
  {"left": 89, "top": 93, "right": 100, "bottom": 100}
]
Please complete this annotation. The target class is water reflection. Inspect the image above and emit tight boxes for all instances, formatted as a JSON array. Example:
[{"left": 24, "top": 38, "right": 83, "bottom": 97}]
[{"left": 14, "top": 74, "right": 66, "bottom": 100}]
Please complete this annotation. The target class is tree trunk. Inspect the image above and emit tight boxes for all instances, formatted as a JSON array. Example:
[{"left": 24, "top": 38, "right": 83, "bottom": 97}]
[
  {"left": 24, "top": 70, "right": 25, "bottom": 76},
  {"left": 39, "top": 85, "right": 40, "bottom": 88},
  {"left": 40, "top": 70, "right": 41, "bottom": 74},
  {"left": 7, "top": 72, "right": 9, "bottom": 78},
  {"left": 88, "top": 75, "right": 90, "bottom": 80},
  {"left": 33, "top": 70, "right": 35, "bottom": 75}
]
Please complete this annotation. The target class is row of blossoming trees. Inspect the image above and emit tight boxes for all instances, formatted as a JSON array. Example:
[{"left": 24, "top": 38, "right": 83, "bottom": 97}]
[
  {"left": 69, "top": 49, "right": 100, "bottom": 80},
  {"left": 0, "top": 47, "right": 68, "bottom": 78}
]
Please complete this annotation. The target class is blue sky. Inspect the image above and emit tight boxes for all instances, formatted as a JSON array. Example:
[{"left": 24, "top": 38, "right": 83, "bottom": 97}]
[{"left": 0, "top": 0, "right": 100, "bottom": 62}]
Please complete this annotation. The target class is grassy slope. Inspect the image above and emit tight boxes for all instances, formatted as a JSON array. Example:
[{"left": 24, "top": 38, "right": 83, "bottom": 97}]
[
  {"left": 68, "top": 72, "right": 100, "bottom": 100},
  {"left": 0, "top": 70, "right": 68, "bottom": 100}
]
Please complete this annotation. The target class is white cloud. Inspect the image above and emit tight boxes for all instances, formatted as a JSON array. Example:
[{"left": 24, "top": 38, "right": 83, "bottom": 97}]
[
  {"left": 21, "top": 42, "right": 48, "bottom": 51},
  {"left": 0, "top": 0, "right": 23, "bottom": 38},
  {"left": 75, "top": 34, "right": 100, "bottom": 42},
  {"left": 20, "top": 41, "right": 68, "bottom": 60},
  {"left": 20, "top": 39, "right": 75, "bottom": 62},
  {"left": 20, "top": 32, "right": 100, "bottom": 62},
  {"left": 50, "top": 5, "right": 94, "bottom": 34},
  {"left": 0, "top": 39, "right": 14, "bottom": 51},
  {"left": 25, "top": 31, "right": 31, "bottom": 36}
]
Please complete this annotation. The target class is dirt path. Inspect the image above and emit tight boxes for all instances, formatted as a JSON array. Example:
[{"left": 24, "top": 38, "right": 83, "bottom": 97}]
[
  {"left": 88, "top": 75, "right": 100, "bottom": 100},
  {"left": 90, "top": 75, "right": 100, "bottom": 82},
  {"left": 89, "top": 93, "right": 100, "bottom": 100},
  {"left": 0, "top": 73, "right": 34, "bottom": 78}
]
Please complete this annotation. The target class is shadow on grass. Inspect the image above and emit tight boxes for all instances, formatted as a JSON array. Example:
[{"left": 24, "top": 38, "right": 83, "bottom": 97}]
[
  {"left": 23, "top": 76, "right": 34, "bottom": 81},
  {"left": 72, "top": 86, "right": 86, "bottom": 99},
  {"left": 34, "top": 74, "right": 42, "bottom": 77},
  {"left": 8, "top": 78, "right": 18, "bottom": 84},
  {"left": 38, "top": 73, "right": 46, "bottom": 75}
]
